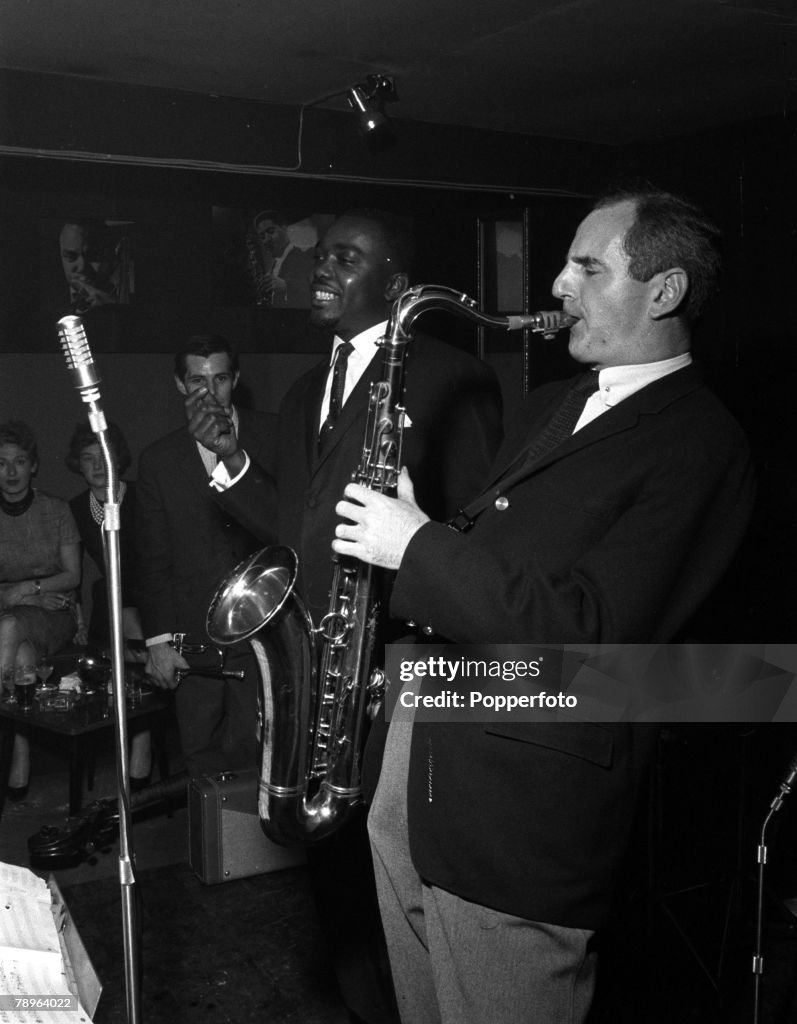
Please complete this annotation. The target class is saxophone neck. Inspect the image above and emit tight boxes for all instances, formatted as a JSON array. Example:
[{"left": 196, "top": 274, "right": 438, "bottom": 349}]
[
  {"left": 384, "top": 285, "right": 476, "bottom": 343},
  {"left": 382, "top": 284, "right": 576, "bottom": 341}
]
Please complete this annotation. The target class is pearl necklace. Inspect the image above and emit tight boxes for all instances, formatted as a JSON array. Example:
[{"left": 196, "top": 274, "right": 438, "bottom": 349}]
[{"left": 89, "top": 481, "right": 126, "bottom": 526}]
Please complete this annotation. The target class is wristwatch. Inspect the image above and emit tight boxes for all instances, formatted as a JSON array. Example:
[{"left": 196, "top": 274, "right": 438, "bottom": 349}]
[{"left": 33, "top": 579, "right": 41, "bottom": 595}]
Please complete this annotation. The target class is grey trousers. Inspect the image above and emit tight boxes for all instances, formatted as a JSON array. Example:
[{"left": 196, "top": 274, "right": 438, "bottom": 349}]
[{"left": 367, "top": 711, "right": 597, "bottom": 1024}]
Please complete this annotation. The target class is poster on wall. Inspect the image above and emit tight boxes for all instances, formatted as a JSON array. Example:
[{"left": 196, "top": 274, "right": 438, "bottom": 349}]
[
  {"left": 40, "top": 217, "right": 135, "bottom": 317},
  {"left": 479, "top": 216, "right": 524, "bottom": 314},
  {"left": 212, "top": 207, "right": 333, "bottom": 309}
]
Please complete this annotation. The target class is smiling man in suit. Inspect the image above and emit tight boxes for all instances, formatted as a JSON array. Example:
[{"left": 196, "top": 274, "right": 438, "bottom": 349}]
[
  {"left": 188, "top": 209, "right": 503, "bottom": 1024},
  {"left": 136, "top": 334, "right": 276, "bottom": 778},
  {"left": 331, "top": 190, "right": 756, "bottom": 1024},
  {"left": 202, "top": 208, "right": 502, "bottom": 621}
]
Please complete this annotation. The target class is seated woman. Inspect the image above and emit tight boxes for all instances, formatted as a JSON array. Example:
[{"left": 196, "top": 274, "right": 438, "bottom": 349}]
[
  {"left": 0, "top": 420, "right": 80, "bottom": 800},
  {"left": 66, "top": 421, "right": 152, "bottom": 789}
]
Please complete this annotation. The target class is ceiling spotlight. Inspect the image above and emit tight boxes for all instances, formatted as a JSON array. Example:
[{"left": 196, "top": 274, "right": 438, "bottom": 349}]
[{"left": 346, "top": 74, "right": 398, "bottom": 150}]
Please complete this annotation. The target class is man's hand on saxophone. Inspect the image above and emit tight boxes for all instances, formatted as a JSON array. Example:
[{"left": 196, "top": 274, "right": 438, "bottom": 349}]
[{"left": 332, "top": 466, "right": 429, "bottom": 570}]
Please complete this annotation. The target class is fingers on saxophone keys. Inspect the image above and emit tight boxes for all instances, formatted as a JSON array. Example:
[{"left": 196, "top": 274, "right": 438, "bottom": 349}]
[
  {"left": 343, "top": 482, "right": 368, "bottom": 501},
  {"left": 335, "top": 499, "right": 360, "bottom": 525}
]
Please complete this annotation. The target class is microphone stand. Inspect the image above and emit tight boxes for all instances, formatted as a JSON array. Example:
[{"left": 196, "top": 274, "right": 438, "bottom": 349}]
[
  {"left": 752, "top": 759, "right": 797, "bottom": 1024},
  {"left": 57, "top": 317, "right": 141, "bottom": 1024},
  {"left": 98, "top": 429, "right": 142, "bottom": 1024}
]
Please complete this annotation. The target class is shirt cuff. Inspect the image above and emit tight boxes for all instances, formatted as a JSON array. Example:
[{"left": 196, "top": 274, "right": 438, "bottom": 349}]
[
  {"left": 145, "top": 634, "right": 173, "bottom": 647},
  {"left": 209, "top": 451, "right": 251, "bottom": 492}
]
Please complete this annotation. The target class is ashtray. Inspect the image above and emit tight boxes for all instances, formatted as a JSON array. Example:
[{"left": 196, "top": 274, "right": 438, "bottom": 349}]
[{"left": 36, "top": 690, "right": 79, "bottom": 712}]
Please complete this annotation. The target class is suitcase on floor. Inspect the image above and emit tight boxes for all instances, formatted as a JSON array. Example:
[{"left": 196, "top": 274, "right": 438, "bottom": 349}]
[{"left": 188, "top": 768, "right": 305, "bottom": 883}]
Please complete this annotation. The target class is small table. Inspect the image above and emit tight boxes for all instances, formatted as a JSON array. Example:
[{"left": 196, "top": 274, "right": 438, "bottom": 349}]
[{"left": 0, "top": 674, "right": 170, "bottom": 820}]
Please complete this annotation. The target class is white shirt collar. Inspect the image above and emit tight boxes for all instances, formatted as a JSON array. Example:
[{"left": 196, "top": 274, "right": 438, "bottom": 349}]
[
  {"left": 330, "top": 321, "right": 388, "bottom": 366},
  {"left": 594, "top": 353, "right": 693, "bottom": 409},
  {"left": 574, "top": 353, "right": 692, "bottom": 433},
  {"left": 319, "top": 322, "right": 389, "bottom": 431}
]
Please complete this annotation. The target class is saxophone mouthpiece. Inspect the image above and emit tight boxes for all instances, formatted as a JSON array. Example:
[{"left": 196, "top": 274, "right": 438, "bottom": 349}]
[{"left": 505, "top": 311, "right": 577, "bottom": 337}]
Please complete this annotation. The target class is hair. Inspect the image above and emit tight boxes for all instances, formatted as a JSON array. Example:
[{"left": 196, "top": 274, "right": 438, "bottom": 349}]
[
  {"left": 337, "top": 207, "right": 416, "bottom": 277},
  {"left": 65, "top": 421, "right": 132, "bottom": 476},
  {"left": 173, "top": 334, "right": 238, "bottom": 380},
  {"left": 0, "top": 420, "right": 38, "bottom": 464},
  {"left": 593, "top": 188, "right": 723, "bottom": 323}
]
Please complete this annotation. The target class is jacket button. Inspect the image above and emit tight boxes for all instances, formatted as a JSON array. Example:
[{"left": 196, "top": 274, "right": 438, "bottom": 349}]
[{"left": 494, "top": 496, "right": 509, "bottom": 511}]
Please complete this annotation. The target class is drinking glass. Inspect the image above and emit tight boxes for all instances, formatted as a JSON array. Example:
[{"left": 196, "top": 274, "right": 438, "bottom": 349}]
[
  {"left": 36, "top": 658, "right": 55, "bottom": 687},
  {"left": 15, "top": 665, "right": 38, "bottom": 711},
  {"left": 1, "top": 666, "right": 17, "bottom": 704}
]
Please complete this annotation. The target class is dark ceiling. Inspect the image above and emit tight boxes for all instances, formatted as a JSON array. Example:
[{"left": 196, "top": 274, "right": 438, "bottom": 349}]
[{"left": 1, "top": 0, "right": 795, "bottom": 145}]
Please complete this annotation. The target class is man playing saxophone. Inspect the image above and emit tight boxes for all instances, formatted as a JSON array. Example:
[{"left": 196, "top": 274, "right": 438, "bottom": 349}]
[
  {"left": 187, "top": 208, "right": 503, "bottom": 1024},
  {"left": 330, "top": 189, "right": 755, "bottom": 1024}
]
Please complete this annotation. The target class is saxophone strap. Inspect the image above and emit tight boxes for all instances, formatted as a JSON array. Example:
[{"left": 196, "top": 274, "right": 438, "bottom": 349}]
[
  {"left": 447, "top": 495, "right": 494, "bottom": 534},
  {"left": 448, "top": 371, "right": 600, "bottom": 535}
]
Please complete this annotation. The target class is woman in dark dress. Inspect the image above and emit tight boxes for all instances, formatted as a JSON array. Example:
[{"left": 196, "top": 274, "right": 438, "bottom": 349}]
[{"left": 66, "top": 421, "right": 151, "bottom": 786}]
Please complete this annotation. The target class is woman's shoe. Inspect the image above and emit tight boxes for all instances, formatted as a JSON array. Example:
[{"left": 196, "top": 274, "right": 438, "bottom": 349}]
[{"left": 6, "top": 783, "right": 29, "bottom": 802}]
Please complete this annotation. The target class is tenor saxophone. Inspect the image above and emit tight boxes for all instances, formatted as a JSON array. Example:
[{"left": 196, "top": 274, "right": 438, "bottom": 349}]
[{"left": 206, "top": 286, "right": 575, "bottom": 845}]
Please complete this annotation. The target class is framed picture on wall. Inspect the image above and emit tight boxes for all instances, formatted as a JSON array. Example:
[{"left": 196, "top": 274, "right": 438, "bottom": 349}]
[
  {"left": 41, "top": 217, "right": 135, "bottom": 316},
  {"left": 212, "top": 206, "right": 334, "bottom": 309}
]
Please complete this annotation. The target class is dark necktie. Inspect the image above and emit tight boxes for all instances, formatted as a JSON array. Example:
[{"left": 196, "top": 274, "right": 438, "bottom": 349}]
[
  {"left": 523, "top": 369, "right": 600, "bottom": 466},
  {"left": 319, "top": 341, "right": 354, "bottom": 445}
]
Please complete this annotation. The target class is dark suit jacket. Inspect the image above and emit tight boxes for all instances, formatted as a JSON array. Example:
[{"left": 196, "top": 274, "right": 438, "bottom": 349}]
[
  {"left": 135, "top": 409, "right": 277, "bottom": 640},
  {"left": 219, "top": 332, "right": 503, "bottom": 622},
  {"left": 370, "top": 363, "right": 755, "bottom": 930}
]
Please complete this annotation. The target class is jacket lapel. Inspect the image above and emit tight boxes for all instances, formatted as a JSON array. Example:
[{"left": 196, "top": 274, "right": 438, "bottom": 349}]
[
  {"left": 174, "top": 429, "right": 213, "bottom": 496},
  {"left": 485, "top": 364, "right": 704, "bottom": 494},
  {"left": 300, "top": 360, "right": 330, "bottom": 469}
]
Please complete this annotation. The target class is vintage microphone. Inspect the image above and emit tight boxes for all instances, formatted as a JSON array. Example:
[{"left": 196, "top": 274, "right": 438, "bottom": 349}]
[
  {"left": 56, "top": 315, "right": 141, "bottom": 1024},
  {"left": 752, "top": 748, "right": 797, "bottom": 1024}
]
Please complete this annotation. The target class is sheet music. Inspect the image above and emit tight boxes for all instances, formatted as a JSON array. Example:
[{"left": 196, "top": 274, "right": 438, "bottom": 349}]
[{"left": 0, "top": 864, "right": 93, "bottom": 1023}]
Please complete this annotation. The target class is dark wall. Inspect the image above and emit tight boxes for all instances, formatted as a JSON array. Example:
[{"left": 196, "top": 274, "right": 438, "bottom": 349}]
[
  {"left": 0, "top": 69, "right": 604, "bottom": 197},
  {"left": 0, "top": 68, "right": 604, "bottom": 360},
  {"left": 0, "top": 154, "right": 589, "bottom": 356},
  {"left": 611, "top": 111, "right": 797, "bottom": 636}
]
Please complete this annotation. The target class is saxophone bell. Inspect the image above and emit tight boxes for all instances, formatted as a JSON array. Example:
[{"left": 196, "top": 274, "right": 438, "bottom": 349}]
[{"left": 207, "top": 546, "right": 298, "bottom": 644}]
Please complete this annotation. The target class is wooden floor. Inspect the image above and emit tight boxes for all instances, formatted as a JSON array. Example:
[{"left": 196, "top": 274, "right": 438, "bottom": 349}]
[
  {"left": 62, "top": 862, "right": 349, "bottom": 1024},
  {"left": 0, "top": 724, "right": 349, "bottom": 1024}
]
